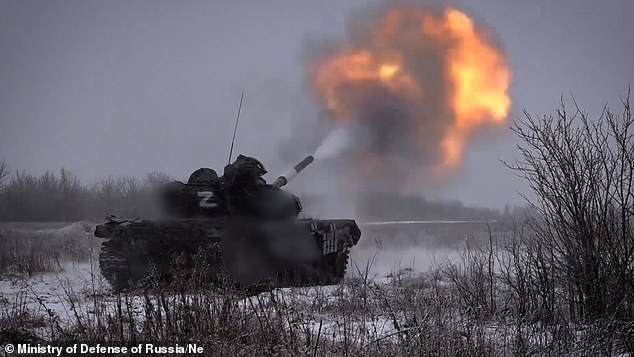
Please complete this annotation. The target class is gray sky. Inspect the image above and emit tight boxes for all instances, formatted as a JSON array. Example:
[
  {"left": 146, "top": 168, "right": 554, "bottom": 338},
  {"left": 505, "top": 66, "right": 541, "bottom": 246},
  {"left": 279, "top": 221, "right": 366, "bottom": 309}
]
[{"left": 1, "top": 0, "right": 633, "bottom": 209}]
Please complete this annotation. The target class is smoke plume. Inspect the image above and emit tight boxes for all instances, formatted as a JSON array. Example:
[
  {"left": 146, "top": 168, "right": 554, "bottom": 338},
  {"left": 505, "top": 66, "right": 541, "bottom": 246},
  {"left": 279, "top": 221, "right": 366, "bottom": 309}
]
[
  {"left": 308, "top": 3, "right": 512, "bottom": 190},
  {"left": 313, "top": 125, "right": 352, "bottom": 160}
]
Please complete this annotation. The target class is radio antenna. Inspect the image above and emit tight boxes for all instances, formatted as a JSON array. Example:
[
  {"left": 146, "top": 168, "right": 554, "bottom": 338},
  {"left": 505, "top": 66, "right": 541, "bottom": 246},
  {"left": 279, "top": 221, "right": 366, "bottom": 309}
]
[{"left": 228, "top": 91, "right": 244, "bottom": 164}]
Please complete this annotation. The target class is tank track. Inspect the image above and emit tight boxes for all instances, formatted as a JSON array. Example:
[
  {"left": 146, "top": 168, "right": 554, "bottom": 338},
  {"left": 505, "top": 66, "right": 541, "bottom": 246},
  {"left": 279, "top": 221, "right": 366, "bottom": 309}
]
[{"left": 96, "top": 217, "right": 360, "bottom": 293}]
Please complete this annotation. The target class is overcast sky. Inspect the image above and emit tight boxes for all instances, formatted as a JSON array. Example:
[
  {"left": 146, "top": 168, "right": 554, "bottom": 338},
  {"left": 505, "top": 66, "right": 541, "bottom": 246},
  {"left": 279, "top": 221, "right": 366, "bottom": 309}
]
[{"left": 1, "top": 0, "right": 633, "bottom": 209}]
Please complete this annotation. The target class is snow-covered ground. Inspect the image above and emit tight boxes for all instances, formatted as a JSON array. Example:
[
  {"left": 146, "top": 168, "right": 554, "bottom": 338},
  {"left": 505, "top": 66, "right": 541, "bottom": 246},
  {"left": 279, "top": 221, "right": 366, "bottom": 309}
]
[
  {"left": 1, "top": 262, "right": 111, "bottom": 323},
  {"left": 0, "top": 221, "right": 467, "bottom": 333},
  {"left": 0, "top": 220, "right": 492, "bottom": 312},
  {"left": 1, "top": 222, "right": 631, "bottom": 355}
]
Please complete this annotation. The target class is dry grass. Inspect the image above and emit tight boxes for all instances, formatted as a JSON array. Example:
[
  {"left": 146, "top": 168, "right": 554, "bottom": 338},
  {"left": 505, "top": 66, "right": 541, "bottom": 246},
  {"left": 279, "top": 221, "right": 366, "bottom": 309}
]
[
  {"left": 0, "top": 224, "right": 633, "bottom": 356},
  {"left": 0, "top": 223, "right": 94, "bottom": 277}
]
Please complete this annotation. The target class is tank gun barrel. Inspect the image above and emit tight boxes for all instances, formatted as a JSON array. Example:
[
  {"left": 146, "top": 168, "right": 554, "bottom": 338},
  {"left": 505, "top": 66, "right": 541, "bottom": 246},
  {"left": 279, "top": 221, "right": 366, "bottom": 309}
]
[{"left": 272, "top": 155, "right": 314, "bottom": 188}]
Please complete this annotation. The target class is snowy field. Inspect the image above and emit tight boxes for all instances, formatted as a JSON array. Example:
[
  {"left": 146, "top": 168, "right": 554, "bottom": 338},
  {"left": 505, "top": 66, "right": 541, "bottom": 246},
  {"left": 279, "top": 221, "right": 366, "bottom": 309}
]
[
  {"left": 1, "top": 221, "right": 630, "bottom": 356},
  {"left": 0, "top": 220, "right": 481, "bottom": 326}
]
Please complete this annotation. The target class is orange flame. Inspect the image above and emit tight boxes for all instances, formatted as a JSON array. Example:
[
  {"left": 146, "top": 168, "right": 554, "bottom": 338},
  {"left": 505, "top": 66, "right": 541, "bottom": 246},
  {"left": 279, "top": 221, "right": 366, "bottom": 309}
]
[{"left": 311, "top": 5, "right": 511, "bottom": 173}]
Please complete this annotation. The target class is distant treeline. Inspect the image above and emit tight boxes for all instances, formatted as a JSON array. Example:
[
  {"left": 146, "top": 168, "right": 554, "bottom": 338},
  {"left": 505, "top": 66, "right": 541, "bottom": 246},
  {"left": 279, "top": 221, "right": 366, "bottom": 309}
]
[
  {"left": 0, "top": 163, "right": 517, "bottom": 222},
  {"left": 358, "top": 192, "right": 519, "bottom": 221},
  {"left": 0, "top": 165, "right": 170, "bottom": 222}
]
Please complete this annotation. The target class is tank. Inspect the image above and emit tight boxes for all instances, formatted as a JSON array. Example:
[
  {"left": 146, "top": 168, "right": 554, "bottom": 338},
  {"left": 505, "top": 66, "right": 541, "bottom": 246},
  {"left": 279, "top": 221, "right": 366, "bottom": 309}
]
[{"left": 95, "top": 154, "right": 361, "bottom": 293}]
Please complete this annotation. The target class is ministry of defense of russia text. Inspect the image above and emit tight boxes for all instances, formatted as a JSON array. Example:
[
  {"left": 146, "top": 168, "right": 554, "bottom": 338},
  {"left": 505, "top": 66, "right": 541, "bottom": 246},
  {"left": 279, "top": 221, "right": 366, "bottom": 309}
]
[{"left": 16, "top": 343, "right": 204, "bottom": 355}]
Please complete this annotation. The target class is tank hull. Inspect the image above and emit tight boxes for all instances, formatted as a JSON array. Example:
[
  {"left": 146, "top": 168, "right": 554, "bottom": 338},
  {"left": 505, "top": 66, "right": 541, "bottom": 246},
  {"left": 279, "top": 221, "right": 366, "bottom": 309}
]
[{"left": 96, "top": 216, "right": 361, "bottom": 293}]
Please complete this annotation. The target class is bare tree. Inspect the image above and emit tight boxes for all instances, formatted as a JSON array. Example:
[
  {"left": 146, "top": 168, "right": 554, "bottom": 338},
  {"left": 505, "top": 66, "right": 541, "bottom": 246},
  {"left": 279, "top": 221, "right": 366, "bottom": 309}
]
[
  {"left": 507, "top": 91, "right": 634, "bottom": 320},
  {"left": 144, "top": 171, "right": 171, "bottom": 188},
  {"left": 0, "top": 161, "right": 8, "bottom": 193},
  {"left": 116, "top": 176, "right": 140, "bottom": 198}
]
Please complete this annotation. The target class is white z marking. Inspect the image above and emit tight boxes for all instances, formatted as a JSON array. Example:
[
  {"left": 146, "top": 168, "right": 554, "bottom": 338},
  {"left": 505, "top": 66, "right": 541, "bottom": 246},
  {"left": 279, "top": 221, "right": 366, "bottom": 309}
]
[{"left": 197, "top": 191, "right": 218, "bottom": 208}]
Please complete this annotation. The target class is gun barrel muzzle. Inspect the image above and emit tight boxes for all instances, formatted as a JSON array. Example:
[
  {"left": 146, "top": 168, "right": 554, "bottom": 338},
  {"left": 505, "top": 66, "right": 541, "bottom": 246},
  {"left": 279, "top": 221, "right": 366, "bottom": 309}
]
[{"left": 272, "top": 155, "right": 314, "bottom": 188}]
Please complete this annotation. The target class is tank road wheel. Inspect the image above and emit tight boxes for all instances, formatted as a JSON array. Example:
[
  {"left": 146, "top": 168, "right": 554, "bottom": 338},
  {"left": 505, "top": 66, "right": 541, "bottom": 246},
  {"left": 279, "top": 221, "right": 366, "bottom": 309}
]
[
  {"left": 222, "top": 221, "right": 278, "bottom": 288},
  {"left": 99, "top": 240, "right": 131, "bottom": 292},
  {"left": 335, "top": 251, "right": 350, "bottom": 282},
  {"left": 323, "top": 251, "right": 349, "bottom": 285}
]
